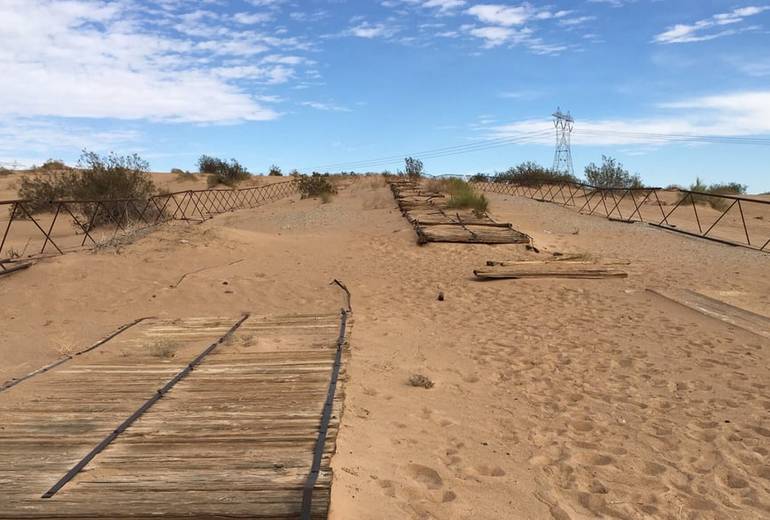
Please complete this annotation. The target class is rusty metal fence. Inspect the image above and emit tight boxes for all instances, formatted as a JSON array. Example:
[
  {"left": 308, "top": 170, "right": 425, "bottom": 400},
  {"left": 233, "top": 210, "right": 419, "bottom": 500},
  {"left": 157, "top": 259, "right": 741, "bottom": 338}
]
[
  {"left": 473, "top": 180, "right": 770, "bottom": 253},
  {"left": 0, "top": 180, "right": 298, "bottom": 274}
]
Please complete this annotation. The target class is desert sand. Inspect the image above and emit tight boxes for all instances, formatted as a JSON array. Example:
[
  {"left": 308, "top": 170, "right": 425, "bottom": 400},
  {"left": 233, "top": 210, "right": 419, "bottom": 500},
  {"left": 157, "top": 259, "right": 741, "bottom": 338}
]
[{"left": 1, "top": 176, "right": 768, "bottom": 519}]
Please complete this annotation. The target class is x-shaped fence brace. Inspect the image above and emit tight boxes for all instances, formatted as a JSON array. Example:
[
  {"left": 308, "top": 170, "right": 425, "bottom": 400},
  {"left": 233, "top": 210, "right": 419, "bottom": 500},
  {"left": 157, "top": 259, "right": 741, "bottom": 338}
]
[
  {"left": 0, "top": 180, "right": 299, "bottom": 272},
  {"left": 472, "top": 180, "right": 770, "bottom": 253}
]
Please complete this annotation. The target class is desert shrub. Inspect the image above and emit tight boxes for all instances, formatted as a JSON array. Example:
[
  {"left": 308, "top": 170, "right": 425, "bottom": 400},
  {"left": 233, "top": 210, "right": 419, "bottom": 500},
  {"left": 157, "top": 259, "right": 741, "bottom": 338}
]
[
  {"left": 289, "top": 169, "right": 300, "bottom": 177},
  {"left": 173, "top": 169, "right": 197, "bottom": 181},
  {"left": 17, "top": 170, "right": 77, "bottom": 212},
  {"left": 18, "top": 151, "right": 157, "bottom": 225},
  {"left": 438, "top": 178, "right": 489, "bottom": 217},
  {"left": 404, "top": 157, "right": 424, "bottom": 179},
  {"left": 268, "top": 164, "right": 283, "bottom": 176},
  {"left": 682, "top": 177, "right": 747, "bottom": 210},
  {"left": 320, "top": 191, "right": 333, "bottom": 204},
  {"left": 35, "top": 159, "right": 68, "bottom": 172},
  {"left": 198, "top": 155, "right": 249, "bottom": 188},
  {"left": 470, "top": 173, "right": 489, "bottom": 183},
  {"left": 584, "top": 155, "right": 642, "bottom": 189},
  {"left": 495, "top": 161, "right": 577, "bottom": 185},
  {"left": 0, "top": 166, "right": 12, "bottom": 176},
  {"left": 298, "top": 172, "right": 337, "bottom": 199}
]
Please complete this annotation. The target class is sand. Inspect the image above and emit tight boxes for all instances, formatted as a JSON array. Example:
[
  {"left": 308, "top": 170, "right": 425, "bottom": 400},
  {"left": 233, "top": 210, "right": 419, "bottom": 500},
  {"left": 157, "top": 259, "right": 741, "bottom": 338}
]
[{"left": 1, "top": 176, "right": 768, "bottom": 519}]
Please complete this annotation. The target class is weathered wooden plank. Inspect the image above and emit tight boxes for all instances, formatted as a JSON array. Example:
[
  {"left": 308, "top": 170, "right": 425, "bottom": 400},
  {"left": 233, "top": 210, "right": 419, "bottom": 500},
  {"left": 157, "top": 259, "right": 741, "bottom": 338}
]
[
  {"left": 474, "top": 266, "right": 629, "bottom": 280},
  {"left": 648, "top": 288, "right": 770, "bottom": 339},
  {"left": 0, "top": 312, "right": 349, "bottom": 519}
]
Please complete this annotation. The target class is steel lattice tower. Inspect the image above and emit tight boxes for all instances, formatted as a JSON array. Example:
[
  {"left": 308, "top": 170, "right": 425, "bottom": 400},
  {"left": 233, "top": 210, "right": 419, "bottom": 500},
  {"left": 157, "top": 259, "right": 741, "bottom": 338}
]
[{"left": 552, "top": 108, "right": 574, "bottom": 176}]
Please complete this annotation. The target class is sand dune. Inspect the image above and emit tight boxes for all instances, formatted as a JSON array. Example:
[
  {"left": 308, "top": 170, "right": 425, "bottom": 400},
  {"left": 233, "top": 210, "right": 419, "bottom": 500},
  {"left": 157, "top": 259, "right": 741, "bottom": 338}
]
[{"left": 1, "top": 177, "right": 768, "bottom": 518}]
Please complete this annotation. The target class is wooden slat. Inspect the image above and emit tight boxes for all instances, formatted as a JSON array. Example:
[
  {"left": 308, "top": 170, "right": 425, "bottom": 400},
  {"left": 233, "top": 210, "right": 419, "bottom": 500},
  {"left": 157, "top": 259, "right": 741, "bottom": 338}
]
[
  {"left": 0, "top": 313, "right": 348, "bottom": 519},
  {"left": 648, "top": 288, "right": 770, "bottom": 339},
  {"left": 474, "top": 266, "right": 629, "bottom": 280}
]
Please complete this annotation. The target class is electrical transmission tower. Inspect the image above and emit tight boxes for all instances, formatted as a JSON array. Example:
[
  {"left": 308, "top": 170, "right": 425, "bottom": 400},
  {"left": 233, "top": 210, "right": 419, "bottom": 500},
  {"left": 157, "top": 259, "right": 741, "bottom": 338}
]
[{"left": 552, "top": 108, "right": 574, "bottom": 176}]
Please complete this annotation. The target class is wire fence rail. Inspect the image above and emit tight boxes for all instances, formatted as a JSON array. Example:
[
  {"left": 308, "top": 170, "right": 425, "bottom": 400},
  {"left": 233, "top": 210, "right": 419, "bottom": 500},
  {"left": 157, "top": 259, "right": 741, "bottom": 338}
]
[
  {"left": 472, "top": 180, "right": 770, "bottom": 254},
  {"left": 0, "top": 180, "right": 298, "bottom": 274}
]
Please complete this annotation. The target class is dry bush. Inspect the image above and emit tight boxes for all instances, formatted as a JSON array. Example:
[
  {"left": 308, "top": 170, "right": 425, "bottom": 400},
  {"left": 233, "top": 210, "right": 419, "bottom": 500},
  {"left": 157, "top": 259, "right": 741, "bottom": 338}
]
[
  {"left": 495, "top": 161, "right": 577, "bottom": 185},
  {"left": 403, "top": 157, "right": 424, "bottom": 179},
  {"left": 584, "top": 156, "right": 642, "bottom": 189},
  {"left": 35, "top": 159, "right": 69, "bottom": 172},
  {"left": 681, "top": 177, "right": 747, "bottom": 210},
  {"left": 173, "top": 169, "right": 197, "bottom": 181},
  {"left": 298, "top": 173, "right": 337, "bottom": 199},
  {"left": 198, "top": 155, "right": 250, "bottom": 187},
  {"left": 18, "top": 151, "right": 157, "bottom": 227},
  {"left": 320, "top": 191, "right": 333, "bottom": 204}
]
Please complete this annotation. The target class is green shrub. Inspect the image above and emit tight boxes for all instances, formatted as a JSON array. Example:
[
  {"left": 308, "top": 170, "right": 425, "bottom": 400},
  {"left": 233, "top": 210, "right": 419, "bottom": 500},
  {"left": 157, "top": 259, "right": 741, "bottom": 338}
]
[
  {"left": 584, "top": 156, "right": 642, "bottom": 189},
  {"left": 268, "top": 165, "right": 283, "bottom": 176},
  {"left": 198, "top": 155, "right": 249, "bottom": 187},
  {"left": 495, "top": 161, "right": 577, "bottom": 185},
  {"left": 298, "top": 173, "right": 337, "bottom": 199},
  {"left": 434, "top": 178, "right": 489, "bottom": 217},
  {"left": 404, "top": 157, "right": 424, "bottom": 179},
  {"left": 682, "top": 177, "right": 747, "bottom": 210},
  {"left": 18, "top": 150, "right": 157, "bottom": 226}
]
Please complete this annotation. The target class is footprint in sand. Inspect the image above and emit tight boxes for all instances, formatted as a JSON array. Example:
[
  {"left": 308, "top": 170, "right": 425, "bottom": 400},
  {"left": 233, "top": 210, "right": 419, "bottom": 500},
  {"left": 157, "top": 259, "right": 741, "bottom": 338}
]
[
  {"left": 406, "top": 464, "right": 444, "bottom": 490},
  {"left": 377, "top": 479, "right": 396, "bottom": 497}
]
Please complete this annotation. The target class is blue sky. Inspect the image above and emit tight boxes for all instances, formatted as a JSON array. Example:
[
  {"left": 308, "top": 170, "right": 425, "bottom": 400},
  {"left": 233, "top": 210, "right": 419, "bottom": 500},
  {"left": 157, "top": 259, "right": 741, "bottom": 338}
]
[{"left": 1, "top": 0, "right": 770, "bottom": 191}]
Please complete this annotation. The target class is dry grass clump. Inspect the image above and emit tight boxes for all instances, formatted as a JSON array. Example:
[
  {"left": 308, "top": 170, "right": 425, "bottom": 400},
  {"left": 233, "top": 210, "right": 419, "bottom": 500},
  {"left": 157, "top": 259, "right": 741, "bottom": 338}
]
[
  {"left": 148, "top": 340, "right": 176, "bottom": 359},
  {"left": 442, "top": 178, "right": 489, "bottom": 217}
]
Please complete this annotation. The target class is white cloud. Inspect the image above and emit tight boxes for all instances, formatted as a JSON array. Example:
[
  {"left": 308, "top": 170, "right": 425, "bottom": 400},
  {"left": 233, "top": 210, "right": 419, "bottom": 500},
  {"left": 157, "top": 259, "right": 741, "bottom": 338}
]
[
  {"left": 347, "top": 21, "right": 399, "bottom": 39},
  {"left": 462, "top": 3, "right": 571, "bottom": 53},
  {"left": 300, "top": 101, "right": 351, "bottom": 112},
  {"left": 0, "top": 0, "right": 322, "bottom": 124},
  {"left": 487, "top": 90, "right": 770, "bottom": 145},
  {"left": 654, "top": 6, "right": 770, "bottom": 44},
  {"left": 233, "top": 12, "right": 273, "bottom": 24},
  {"left": 466, "top": 4, "right": 569, "bottom": 26}
]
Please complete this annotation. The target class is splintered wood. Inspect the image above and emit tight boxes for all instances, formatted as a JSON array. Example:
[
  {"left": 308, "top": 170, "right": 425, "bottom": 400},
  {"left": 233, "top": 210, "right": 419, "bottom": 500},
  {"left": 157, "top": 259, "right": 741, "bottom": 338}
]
[
  {"left": 388, "top": 179, "right": 531, "bottom": 245},
  {"left": 0, "top": 313, "right": 348, "bottom": 519}
]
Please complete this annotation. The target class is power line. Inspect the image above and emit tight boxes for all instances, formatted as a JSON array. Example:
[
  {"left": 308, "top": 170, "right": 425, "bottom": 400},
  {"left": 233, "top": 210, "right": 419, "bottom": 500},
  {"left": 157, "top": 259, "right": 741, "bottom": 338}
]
[
  {"left": 574, "top": 129, "right": 770, "bottom": 146},
  {"left": 298, "top": 119, "right": 770, "bottom": 173},
  {"left": 301, "top": 129, "right": 552, "bottom": 172}
]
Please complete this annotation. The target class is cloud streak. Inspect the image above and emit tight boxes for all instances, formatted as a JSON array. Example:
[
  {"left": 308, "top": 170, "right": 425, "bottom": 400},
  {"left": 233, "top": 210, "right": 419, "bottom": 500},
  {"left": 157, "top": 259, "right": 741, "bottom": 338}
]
[{"left": 654, "top": 6, "right": 770, "bottom": 44}]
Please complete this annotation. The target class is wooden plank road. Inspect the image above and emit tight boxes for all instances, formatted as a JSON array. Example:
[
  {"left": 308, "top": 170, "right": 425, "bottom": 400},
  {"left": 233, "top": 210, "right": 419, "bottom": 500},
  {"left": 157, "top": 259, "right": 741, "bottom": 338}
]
[
  {"left": 0, "top": 313, "right": 350, "bottom": 519},
  {"left": 388, "top": 178, "right": 531, "bottom": 245}
]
